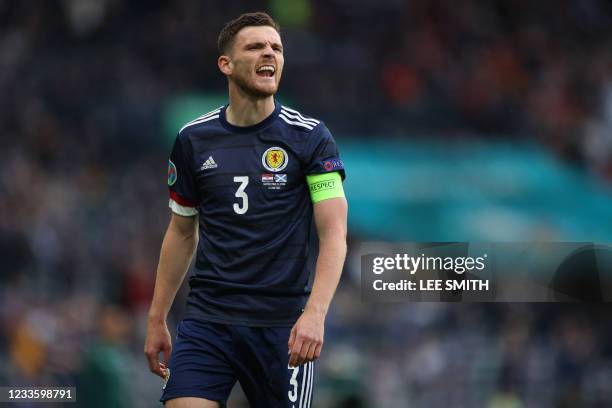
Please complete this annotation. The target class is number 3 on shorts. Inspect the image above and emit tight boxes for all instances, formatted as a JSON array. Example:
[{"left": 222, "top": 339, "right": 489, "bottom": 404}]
[
  {"left": 287, "top": 362, "right": 314, "bottom": 407},
  {"left": 288, "top": 365, "right": 299, "bottom": 402}
]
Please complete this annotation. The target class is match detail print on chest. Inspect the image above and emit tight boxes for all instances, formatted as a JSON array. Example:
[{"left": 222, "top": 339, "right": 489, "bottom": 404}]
[{"left": 195, "top": 144, "right": 292, "bottom": 191}]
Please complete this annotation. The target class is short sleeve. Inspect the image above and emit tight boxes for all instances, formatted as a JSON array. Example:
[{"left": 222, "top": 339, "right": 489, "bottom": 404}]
[
  {"left": 167, "top": 134, "right": 199, "bottom": 215},
  {"left": 303, "top": 123, "right": 346, "bottom": 180}
]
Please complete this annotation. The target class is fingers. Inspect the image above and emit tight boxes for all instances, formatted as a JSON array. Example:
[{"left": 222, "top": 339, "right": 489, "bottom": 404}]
[
  {"left": 289, "top": 333, "right": 323, "bottom": 367},
  {"left": 305, "top": 342, "right": 316, "bottom": 362},
  {"left": 288, "top": 326, "right": 296, "bottom": 350},
  {"left": 145, "top": 338, "right": 172, "bottom": 378},
  {"left": 314, "top": 343, "right": 323, "bottom": 360},
  {"left": 144, "top": 321, "right": 173, "bottom": 378},
  {"left": 289, "top": 336, "right": 304, "bottom": 368},
  {"left": 144, "top": 346, "right": 164, "bottom": 378}
]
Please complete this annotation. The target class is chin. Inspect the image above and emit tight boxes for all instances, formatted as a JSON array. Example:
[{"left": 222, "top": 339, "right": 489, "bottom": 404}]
[
  {"left": 233, "top": 75, "right": 275, "bottom": 98},
  {"left": 247, "top": 83, "right": 277, "bottom": 98},
  {"left": 259, "top": 86, "right": 278, "bottom": 96}
]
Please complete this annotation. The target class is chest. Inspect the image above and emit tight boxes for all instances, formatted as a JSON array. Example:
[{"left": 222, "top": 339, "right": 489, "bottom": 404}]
[{"left": 190, "top": 134, "right": 307, "bottom": 214}]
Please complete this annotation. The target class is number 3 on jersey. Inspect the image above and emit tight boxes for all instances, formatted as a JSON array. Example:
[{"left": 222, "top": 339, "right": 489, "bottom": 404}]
[{"left": 233, "top": 176, "right": 249, "bottom": 214}]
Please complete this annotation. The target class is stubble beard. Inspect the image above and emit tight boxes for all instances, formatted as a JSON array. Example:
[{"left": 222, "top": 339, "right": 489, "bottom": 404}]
[{"left": 232, "top": 71, "right": 277, "bottom": 99}]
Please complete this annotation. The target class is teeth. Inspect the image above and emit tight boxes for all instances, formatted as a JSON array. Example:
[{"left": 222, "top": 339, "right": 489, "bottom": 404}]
[{"left": 257, "top": 65, "right": 275, "bottom": 73}]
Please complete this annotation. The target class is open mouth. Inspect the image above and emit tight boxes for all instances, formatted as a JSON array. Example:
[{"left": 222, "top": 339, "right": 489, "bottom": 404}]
[{"left": 256, "top": 65, "right": 275, "bottom": 78}]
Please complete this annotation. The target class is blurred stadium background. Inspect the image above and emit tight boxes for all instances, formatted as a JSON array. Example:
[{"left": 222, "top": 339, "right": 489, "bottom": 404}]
[{"left": 2, "top": 1, "right": 612, "bottom": 407}]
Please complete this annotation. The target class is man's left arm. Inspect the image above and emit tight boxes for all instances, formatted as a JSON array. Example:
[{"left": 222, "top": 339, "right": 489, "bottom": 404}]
[{"left": 288, "top": 196, "right": 348, "bottom": 367}]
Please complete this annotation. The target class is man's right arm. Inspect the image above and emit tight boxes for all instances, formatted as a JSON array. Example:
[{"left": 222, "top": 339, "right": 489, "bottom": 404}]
[{"left": 144, "top": 213, "right": 198, "bottom": 378}]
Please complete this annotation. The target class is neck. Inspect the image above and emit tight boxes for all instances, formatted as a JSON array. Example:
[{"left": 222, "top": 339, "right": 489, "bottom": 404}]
[{"left": 226, "top": 84, "right": 276, "bottom": 127}]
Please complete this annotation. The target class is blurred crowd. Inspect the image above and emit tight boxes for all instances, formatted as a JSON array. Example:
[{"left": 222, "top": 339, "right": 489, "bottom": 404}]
[
  {"left": 2, "top": 0, "right": 612, "bottom": 406},
  {"left": 321, "top": 297, "right": 612, "bottom": 407}
]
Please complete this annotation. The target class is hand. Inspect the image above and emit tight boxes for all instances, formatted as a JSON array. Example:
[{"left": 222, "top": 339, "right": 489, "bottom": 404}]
[
  {"left": 288, "top": 309, "right": 325, "bottom": 367},
  {"left": 144, "top": 318, "right": 172, "bottom": 378}
]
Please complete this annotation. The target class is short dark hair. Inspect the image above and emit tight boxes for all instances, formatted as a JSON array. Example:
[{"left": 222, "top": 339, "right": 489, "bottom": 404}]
[{"left": 217, "top": 12, "right": 280, "bottom": 55}]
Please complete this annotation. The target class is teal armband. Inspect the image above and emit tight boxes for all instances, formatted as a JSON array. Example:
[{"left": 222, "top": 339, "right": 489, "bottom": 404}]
[{"left": 306, "top": 172, "right": 345, "bottom": 204}]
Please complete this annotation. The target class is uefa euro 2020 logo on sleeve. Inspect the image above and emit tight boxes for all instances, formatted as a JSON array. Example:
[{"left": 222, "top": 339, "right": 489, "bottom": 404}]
[{"left": 168, "top": 160, "right": 177, "bottom": 186}]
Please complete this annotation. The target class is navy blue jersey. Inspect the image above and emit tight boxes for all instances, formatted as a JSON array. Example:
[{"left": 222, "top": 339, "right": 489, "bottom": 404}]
[{"left": 167, "top": 101, "right": 345, "bottom": 327}]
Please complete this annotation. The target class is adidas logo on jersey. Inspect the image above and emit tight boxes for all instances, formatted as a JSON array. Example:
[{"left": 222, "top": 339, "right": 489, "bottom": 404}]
[{"left": 201, "top": 156, "right": 218, "bottom": 170}]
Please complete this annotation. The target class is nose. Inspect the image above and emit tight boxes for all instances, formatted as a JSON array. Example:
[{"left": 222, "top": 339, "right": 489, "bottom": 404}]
[{"left": 263, "top": 43, "right": 274, "bottom": 57}]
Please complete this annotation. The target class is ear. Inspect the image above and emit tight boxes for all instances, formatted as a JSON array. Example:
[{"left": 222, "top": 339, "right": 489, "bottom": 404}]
[{"left": 218, "top": 55, "right": 232, "bottom": 76}]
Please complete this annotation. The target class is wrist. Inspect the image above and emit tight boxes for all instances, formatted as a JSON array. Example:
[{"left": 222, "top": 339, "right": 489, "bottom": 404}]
[
  {"left": 304, "top": 304, "right": 328, "bottom": 318},
  {"left": 147, "top": 311, "right": 167, "bottom": 324}
]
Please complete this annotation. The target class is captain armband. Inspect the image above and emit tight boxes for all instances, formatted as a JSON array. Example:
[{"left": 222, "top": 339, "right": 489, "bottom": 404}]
[{"left": 306, "top": 172, "right": 345, "bottom": 204}]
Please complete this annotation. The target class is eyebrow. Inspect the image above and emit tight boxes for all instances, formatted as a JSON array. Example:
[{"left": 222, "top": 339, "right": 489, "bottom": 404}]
[{"left": 244, "top": 41, "right": 283, "bottom": 50}]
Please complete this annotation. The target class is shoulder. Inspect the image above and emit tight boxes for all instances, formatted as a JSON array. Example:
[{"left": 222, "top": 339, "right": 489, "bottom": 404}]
[
  {"left": 177, "top": 106, "right": 224, "bottom": 138},
  {"left": 278, "top": 105, "right": 323, "bottom": 133}
]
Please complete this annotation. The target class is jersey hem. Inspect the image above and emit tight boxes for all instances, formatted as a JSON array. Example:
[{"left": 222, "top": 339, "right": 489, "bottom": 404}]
[{"left": 183, "top": 311, "right": 299, "bottom": 328}]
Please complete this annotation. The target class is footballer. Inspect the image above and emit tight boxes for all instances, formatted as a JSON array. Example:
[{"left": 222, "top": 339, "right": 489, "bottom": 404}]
[{"left": 144, "top": 12, "right": 348, "bottom": 408}]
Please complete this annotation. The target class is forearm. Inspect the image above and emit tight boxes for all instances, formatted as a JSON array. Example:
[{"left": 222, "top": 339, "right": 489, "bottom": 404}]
[
  {"left": 304, "top": 231, "right": 347, "bottom": 317},
  {"left": 148, "top": 225, "right": 198, "bottom": 321}
]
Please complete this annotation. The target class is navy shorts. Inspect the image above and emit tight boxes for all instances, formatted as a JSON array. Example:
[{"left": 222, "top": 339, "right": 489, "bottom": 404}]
[{"left": 160, "top": 319, "right": 315, "bottom": 408}]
